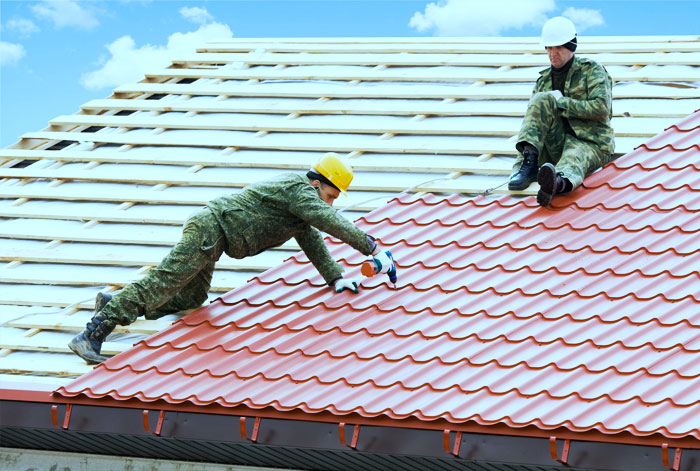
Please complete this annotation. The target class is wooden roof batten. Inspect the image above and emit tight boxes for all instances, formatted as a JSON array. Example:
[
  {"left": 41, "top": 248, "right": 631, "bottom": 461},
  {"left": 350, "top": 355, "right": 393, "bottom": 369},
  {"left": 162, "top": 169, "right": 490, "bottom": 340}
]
[{"left": 1, "top": 36, "right": 699, "bottom": 386}]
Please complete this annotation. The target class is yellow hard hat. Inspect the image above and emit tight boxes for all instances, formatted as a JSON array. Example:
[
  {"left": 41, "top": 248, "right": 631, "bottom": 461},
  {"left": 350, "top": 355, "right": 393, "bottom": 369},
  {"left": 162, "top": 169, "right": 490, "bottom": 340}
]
[{"left": 312, "top": 152, "right": 354, "bottom": 193}]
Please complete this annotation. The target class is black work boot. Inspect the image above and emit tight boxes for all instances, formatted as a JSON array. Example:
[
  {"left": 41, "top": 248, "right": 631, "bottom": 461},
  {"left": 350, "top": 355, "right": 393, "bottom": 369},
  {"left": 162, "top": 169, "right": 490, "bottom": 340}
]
[
  {"left": 508, "top": 149, "right": 539, "bottom": 191},
  {"left": 537, "top": 163, "right": 568, "bottom": 207},
  {"left": 68, "top": 297, "right": 117, "bottom": 364}
]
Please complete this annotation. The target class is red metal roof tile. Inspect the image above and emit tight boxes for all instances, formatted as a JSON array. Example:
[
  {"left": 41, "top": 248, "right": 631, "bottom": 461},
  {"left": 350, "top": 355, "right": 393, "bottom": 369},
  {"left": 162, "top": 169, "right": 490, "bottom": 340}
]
[
  {"left": 615, "top": 147, "right": 699, "bottom": 170},
  {"left": 56, "top": 111, "right": 700, "bottom": 445},
  {"left": 642, "top": 126, "right": 700, "bottom": 151}
]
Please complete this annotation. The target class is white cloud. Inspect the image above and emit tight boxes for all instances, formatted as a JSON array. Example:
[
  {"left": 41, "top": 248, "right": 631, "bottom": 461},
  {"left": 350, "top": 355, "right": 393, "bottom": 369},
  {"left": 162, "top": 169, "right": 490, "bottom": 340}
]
[
  {"left": 180, "top": 6, "right": 214, "bottom": 25},
  {"left": 410, "top": 0, "right": 556, "bottom": 36},
  {"left": 0, "top": 41, "right": 26, "bottom": 66},
  {"left": 562, "top": 7, "right": 605, "bottom": 33},
  {"left": 81, "top": 22, "right": 234, "bottom": 90},
  {"left": 6, "top": 18, "right": 40, "bottom": 37},
  {"left": 31, "top": 0, "right": 99, "bottom": 30}
]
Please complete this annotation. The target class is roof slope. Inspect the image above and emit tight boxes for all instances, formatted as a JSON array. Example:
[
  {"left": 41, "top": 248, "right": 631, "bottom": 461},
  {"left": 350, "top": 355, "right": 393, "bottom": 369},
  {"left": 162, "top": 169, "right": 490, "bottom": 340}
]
[
  {"left": 2, "top": 35, "right": 699, "bottom": 389},
  {"left": 56, "top": 109, "right": 700, "bottom": 446}
]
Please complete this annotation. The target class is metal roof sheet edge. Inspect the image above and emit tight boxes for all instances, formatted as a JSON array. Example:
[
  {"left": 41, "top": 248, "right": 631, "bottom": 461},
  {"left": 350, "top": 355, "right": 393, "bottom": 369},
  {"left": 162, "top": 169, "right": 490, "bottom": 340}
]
[{"left": 11, "top": 393, "right": 700, "bottom": 449}]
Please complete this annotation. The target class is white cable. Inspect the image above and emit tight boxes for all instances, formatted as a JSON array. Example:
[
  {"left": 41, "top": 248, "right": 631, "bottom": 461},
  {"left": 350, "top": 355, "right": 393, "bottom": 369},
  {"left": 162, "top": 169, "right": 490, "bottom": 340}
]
[
  {"left": 337, "top": 176, "right": 452, "bottom": 215},
  {"left": 0, "top": 296, "right": 95, "bottom": 329},
  {"left": 338, "top": 174, "right": 509, "bottom": 215}
]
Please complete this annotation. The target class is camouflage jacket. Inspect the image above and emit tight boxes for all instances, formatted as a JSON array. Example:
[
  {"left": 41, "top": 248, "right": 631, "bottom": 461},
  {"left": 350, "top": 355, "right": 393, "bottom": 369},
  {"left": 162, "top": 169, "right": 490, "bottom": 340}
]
[
  {"left": 534, "top": 55, "right": 615, "bottom": 155},
  {"left": 207, "top": 173, "right": 376, "bottom": 284}
]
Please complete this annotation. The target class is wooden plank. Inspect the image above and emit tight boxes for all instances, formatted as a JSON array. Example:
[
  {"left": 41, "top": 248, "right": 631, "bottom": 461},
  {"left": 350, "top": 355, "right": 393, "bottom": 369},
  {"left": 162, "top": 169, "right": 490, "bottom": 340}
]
[
  {"left": 0, "top": 170, "right": 516, "bottom": 204},
  {"left": 0, "top": 173, "right": 509, "bottom": 206},
  {"left": 0, "top": 298, "right": 93, "bottom": 310},
  {"left": 114, "top": 82, "right": 700, "bottom": 100},
  {"left": 0, "top": 220, "right": 183, "bottom": 245},
  {"left": 0, "top": 354, "right": 92, "bottom": 377},
  {"left": 1, "top": 271, "right": 143, "bottom": 287},
  {"left": 203, "top": 36, "right": 699, "bottom": 45},
  {"left": 0, "top": 184, "right": 220, "bottom": 205},
  {"left": 0, "top": 247, "right": 273, "bottom": 271},
  {"left": 0, "top": 219, "right": 303, "bottom": 250},
  {"left": 115, "top": 81, "right": 538, "bottom": 100},
  {"left": 48, "top": 113, "right": 669, "bottom": 139},
  {"left": 14, "top": 130, "right": 638, "bottom": 157},
  {"left": 195, "top": 42, "right": 700, "bottom": 54},
  {"left": 0, "top": 290, "right": 224, "bottom": 308},
  {"left": 0, "top": 202, "right": 376, "bottom": 226},
  {"left": 0, "top": 337, "right": 131, "bottom": 356},
  {"left": 144, "top": 65, "right": 700, "bottom": 84},
  {"left": 0, "top": 167, "right": 427, "bottom": 192},
  {"left": 1, "top": 271, "right": 244, "bottom": 292},
  {"left": 17, "top": 130, "right": 520, "bottom": 157},
  {"left": 49, "top": 113, "right": 522, "bottom": 137},
  {"left": 170, "top": 51, "right": 700, "bottom": 67},
  {"left": 172, "top": 52, "right": 693, "bottom": 67},
  {"left": 79, "top": 97, "right": 700, "bottom": 119},
  {"left": 81, "top": 97, "right": 529, "bottom": 117},
  {"left": 0, "top": 167, "right": 273, "bottom": 189},
  {"left": 0, "top": 148, "right": 514, "bottom": 173},
  {"left": 0, "top": 205, "right": 186, "bottom": 225}
]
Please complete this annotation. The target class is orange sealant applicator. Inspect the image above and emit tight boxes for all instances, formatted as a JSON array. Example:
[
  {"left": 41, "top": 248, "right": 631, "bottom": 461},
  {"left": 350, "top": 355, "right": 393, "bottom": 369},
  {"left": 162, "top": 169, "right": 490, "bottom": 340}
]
[{"left": 361, "top": 251, "right": 398, "bottom": 289}]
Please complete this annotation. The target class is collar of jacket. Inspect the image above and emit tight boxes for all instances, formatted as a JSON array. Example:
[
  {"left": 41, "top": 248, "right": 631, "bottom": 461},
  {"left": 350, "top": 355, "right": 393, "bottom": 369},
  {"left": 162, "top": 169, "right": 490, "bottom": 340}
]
[{"left": 538, "top": 54, "right": 583, "bottom": 92}]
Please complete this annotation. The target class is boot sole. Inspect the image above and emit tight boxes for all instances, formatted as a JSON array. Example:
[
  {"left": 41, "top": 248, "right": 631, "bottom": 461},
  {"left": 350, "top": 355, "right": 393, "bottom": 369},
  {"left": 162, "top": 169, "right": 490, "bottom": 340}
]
[{"left": 537, "top": 163, "right": 557, "bottom": 207}]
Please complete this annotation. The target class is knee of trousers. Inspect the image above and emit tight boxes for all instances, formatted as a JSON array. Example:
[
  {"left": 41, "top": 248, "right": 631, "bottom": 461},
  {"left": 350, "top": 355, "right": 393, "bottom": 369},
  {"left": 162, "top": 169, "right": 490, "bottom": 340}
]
[{"left": 530, "top": 92, "right": 559, "bottom": 109}]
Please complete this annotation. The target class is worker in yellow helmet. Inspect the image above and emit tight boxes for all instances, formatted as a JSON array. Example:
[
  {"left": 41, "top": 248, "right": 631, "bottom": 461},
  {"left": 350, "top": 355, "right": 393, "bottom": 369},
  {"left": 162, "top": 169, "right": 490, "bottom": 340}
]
[{"left": 69, "top": 153, "right": 397, "bottom": 364}]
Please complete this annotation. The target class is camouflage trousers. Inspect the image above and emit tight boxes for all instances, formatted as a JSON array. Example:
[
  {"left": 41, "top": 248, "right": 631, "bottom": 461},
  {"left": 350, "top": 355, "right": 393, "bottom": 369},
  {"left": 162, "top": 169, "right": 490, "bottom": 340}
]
[
  {"left": 513, "top": 92, "right": 612, "bottom": 189},
  {"left": 100, "top": 208, "right": 228, "bottom": 325}
]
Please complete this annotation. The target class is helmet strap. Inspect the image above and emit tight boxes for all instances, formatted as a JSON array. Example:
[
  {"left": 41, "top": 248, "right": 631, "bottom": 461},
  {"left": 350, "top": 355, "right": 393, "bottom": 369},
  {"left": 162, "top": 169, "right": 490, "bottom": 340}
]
[{"left": 307, "top": 170, "right": 340, "bottom": 192}]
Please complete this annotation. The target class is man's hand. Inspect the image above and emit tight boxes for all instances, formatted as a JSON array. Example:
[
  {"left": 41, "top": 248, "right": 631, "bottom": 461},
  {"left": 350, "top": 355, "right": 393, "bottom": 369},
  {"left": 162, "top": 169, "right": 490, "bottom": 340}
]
[
  {"left": 547, "top": 90, "right": 563, "bottom": 100},
  {"left": 362, "top": 250, "right": 398, "bottom": 286},
  {"left": 369, "top": 251, "right": 395, "bottom": 275},
  {"left": 334, "top": 277, "right": 360, "bottom": 294}
]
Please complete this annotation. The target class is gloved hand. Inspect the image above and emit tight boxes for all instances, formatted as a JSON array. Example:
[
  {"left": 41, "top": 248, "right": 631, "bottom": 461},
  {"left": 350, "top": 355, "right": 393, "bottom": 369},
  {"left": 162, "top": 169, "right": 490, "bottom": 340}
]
[
  {"left": 362, "top": 250, "right": 398, "bottom": 285},
  {"left": 547, "top": 90, "right": 563, "bottom": 100},
  {"left": 334, "top": 277, "right": 360, "bottom": 294}
]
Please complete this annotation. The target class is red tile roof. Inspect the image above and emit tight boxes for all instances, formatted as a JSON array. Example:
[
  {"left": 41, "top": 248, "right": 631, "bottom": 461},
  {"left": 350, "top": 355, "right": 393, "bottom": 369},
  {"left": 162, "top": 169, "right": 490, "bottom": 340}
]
[{"left": 56, "top": 110, "right": 700, "bottom": 445}]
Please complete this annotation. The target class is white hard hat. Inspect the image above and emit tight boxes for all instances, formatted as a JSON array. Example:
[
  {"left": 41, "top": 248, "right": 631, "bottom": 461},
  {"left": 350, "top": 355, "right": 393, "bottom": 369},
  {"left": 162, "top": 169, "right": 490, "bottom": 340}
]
[{"left": 540, "top": 16, "right": 577, "bottom": 47}]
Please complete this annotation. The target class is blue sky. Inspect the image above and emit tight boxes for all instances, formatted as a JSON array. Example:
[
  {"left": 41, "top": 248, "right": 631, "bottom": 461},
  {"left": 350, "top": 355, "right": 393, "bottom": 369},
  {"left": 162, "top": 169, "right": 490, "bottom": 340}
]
[{"left": 1, "top": 0, "right": 699, "bottom": 148}]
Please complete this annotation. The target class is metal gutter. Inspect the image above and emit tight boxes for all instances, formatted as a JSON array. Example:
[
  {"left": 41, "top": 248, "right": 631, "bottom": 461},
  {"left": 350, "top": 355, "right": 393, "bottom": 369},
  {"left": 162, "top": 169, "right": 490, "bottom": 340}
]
[
  {"left": 2, "top": 398, "right": 698, "bottom": 471},
  {"left": 39, "top": 392, "right": 700, "bottom": 449}
]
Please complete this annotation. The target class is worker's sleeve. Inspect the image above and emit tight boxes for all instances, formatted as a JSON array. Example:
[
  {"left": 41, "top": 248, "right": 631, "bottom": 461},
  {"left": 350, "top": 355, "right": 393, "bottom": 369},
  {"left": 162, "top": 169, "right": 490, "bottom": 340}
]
[
  {"left": 288, "top": 185, "right": 377, "bottom": 256},
  {"left": 557, "top": 63, "right": 612, "bottom": 122},
  {"left": 294, "top": 226, "right": 344, "bottom": 286}
]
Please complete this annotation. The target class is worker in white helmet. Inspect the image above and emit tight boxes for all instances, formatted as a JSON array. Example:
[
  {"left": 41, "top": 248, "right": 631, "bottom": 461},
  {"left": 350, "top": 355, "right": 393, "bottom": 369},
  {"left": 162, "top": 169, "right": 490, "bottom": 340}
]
[
  {"left": 508, "top": 16, "right": 615, "bottom": 206},
  {"left": 69, "top": 153, "right": 397, "bottom": 364}
]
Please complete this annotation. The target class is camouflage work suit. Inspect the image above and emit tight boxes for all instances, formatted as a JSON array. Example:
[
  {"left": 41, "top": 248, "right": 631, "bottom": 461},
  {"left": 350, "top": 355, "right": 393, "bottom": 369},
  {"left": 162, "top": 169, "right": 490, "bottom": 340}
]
[
  {"left": 513, "top": 55, "right": 615, "bottom": 189},
  {"left": 100, "top": 173, "right": 376, "bottom": 325}
]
